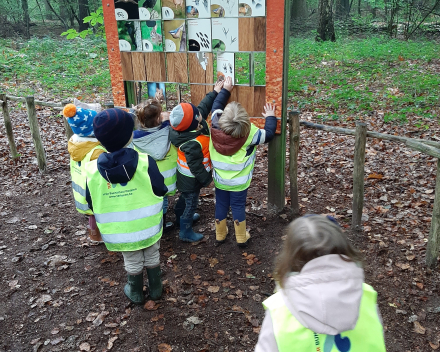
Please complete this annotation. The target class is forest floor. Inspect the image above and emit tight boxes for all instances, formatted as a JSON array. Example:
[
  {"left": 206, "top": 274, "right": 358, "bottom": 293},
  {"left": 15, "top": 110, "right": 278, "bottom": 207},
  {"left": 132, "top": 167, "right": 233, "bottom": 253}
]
[{"left": 1, "top": 96, "right": 440, "bottom": 352}]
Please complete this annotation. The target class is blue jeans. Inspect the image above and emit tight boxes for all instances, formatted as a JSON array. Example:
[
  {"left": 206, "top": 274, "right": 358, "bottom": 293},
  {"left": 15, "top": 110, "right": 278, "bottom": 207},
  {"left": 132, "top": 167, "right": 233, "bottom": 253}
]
[
  {"left": 175, "top": 191, "right": 200, "bottom": 221},
  {"left": 163, "top": 196, "right": 169, "bottom": 215},
  {"left": 215, "top": 188, "right": 248, "bottom": 222}
]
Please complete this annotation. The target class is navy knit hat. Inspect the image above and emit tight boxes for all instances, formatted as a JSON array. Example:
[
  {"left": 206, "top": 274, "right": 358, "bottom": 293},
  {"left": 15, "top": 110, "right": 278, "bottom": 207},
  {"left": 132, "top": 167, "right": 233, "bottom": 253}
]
[
  {"left": 93, "top": 108, "right": 134, "bottom": 152},
  {"left": 169, "top": 103, "right": 200, "bottom": 132}
]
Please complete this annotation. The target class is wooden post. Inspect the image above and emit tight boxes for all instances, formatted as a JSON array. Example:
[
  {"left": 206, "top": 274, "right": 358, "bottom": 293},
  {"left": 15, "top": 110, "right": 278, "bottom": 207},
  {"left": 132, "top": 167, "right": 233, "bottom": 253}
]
[
  {"left": 63, "top": 117, "right": 74, "bottom": 142},
  {"left": 25, "top": 96, "right": 47, "bottom": 173},
  {"left": 267, "top": 0, "right": 291, "bottom": 213},
  {"left": 426, "top": 159, "right": 440, "bottom": 267},
  {"left": 289, "top": 111, "right": 300, "bottom": 216},
  {"left": 351, "top": 122, "right": 367, "bottom": 230},
  {"left": 0, "top": 94, "right": 19, "bottom": 159}
]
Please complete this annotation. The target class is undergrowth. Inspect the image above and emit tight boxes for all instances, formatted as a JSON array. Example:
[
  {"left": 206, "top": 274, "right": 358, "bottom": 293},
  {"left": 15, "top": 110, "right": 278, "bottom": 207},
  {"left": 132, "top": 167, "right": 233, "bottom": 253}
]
[{"left": 289, "top": 36, "right": 440, "bottom": 122}]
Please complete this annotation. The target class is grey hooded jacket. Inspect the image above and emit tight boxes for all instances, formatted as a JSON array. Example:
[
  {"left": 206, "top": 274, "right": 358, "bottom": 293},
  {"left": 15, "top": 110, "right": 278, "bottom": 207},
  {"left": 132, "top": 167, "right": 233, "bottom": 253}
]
[
  {"left": 255, "top": 254, "right": 378, "bottom": 352},
  {"left": 131, "top": 122, "right": 171, "bottom": 161}
]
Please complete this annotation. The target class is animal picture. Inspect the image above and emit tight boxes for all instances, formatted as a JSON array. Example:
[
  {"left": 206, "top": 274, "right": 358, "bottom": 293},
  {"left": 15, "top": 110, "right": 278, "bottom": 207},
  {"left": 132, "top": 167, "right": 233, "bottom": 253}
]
[
  {"left": 238, "top": 3, "right": 251, "bottom": 16},
  {"left": 164, "top": 19, "right": 186, "bottom": 51},
  {"left": 217, "top": 52, "right": 234, "bottom": 82},
  {"left": 138, "top": 0, "right": 162, "bottom": 19},
  {"left": 211, "top": 5, "right": 225, "bottom": 17},
  {"left": 162, "top": 0, "right": 186, "bottom": 18},
  {"left": 117, "top": 20, "right": 139, "bottom": 51},
  {"left": 141, "top": 20, "right": 163, "bottom": 51},
  {"left": 114, "top": 0, "right": 140, "bottom": 20},
  {"left": 211, "top": 0, "right": 237, "bottom": 17},
  {"left": 212, "top": 17, "right": 239, "bottom": 51},
  {"left": 238, "top": 0, "right": 264, "bottom": 16}
]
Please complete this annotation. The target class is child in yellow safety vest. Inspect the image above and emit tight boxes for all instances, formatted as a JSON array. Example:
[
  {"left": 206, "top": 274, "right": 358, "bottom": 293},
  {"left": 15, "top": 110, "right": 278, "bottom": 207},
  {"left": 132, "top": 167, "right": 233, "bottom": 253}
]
[
  {"left": 130, "top": 99, "right": 177, "bottom": 233},
  {"left": 255, "top": 215, "right": 386, "bottom": 352},
  {"left": 85, "top": 108, "right": 168, "bottom": 305},
  {"left": 64, "top": 100, "right": 106, "bottom": 243},
  {"left": 209, "top": 76, "right": 277, "bottom": 247},
  {"left": 169, "top": 80, "right": 225, "bottom": 243}
]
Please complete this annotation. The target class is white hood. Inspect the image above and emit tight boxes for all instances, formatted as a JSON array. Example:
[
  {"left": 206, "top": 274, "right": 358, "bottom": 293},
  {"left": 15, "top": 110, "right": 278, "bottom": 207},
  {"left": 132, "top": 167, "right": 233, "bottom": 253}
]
[{"left": 280, "top": 254, "right": 364, "bottom": 335}]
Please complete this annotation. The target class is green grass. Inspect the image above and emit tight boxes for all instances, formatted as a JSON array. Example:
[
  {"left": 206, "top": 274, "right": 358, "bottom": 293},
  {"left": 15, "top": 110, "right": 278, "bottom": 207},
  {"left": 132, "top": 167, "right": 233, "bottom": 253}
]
[
  {"left": 288, "top": 36, "right": 440, "bottom": 122},
  {"left": 0, "top": 37, "right": 110, "bottom": 97}
]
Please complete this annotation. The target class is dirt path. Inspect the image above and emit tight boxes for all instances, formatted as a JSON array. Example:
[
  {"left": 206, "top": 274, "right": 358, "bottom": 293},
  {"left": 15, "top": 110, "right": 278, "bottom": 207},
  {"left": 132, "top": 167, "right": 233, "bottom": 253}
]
[{"left": 1, "top": 103, "right": 440, "bottom": 351}]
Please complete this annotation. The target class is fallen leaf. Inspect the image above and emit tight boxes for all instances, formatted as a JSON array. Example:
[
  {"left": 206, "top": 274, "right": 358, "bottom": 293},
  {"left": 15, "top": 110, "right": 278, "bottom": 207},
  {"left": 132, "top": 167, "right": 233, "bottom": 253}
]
[
  {"left": 151, "top": 314, "right": 164, "bottom": 322},
  {"left": 190, "top": 254, "right": 197, "bottom": 261},
  {"left": 208, "top": 286, "right": 220, "bottom": 293},
  {"left": 36, "top": 294, "right": 52, "bottom": 307},
  {"left": 414, "top": 321, "right": 426, "bottom": 334},
  {"left": 235, "top": 289, "right": 243, "bottom": 298},
  {"left": 79, "top": 342, "right": 91, "bottom": 351},
  {"left": 187, "top": 316, "right": 203, "bottom": 325},
  {"left": 429, "top": 341, "right": 439, "bottom": 350},
  {"left": 253, "top": 294, "right": 262, "bottom": 302},
  {"left": 209, "top": 258, "right": 219, "bottom": 267},
  {"left": 406, "top": 255, "right": 415, "bottom": 261},
  {"left": 50, "top": 337, "right": 65, "bottom": 345},
  {"left": 50, "top": 328, "right": 59, "bottom": 335},
  {"left": 367, "top": 173, "right": 383, "bottom": 180},
  {"left": 217, "top": 270, "right": 225, "bottom": 276},
  {"left": 253, "top": 326, "right": 261, "bottom": 334},
  {"left": 425, "top": 189, "right": 434, "bottom": 194},
  {"left": 144, "top": 300, "right": 159, "bottom": 310},
  {"left": 107, "top": 336, "right": 118, "bottom": 349},
  {"left": 158, "top": 343, "right": 173, "bottom": 352},
  {"left": 416, "top": 282, "right": 424, "bottom": 290},
  {"left": 249, "top": 286, "right": 259, "bottom": 291},
  {"left": 85, "top": 312, "right": 98, "bottom": 321}
]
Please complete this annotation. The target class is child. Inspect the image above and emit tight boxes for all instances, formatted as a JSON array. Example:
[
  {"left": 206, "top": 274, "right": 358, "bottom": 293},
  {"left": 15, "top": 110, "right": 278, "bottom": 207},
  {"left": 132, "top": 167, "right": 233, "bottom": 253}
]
[
  {"left": 209, "top": 77, "right": 277, "bottom": 247},
  {"left": 130, "top": 99, "right": 177, "bottom": 232},
  {"left": 85, "top": 108, "right": 168, "bottom": 305},
  {"left": 169, "top": 80, "right": 226, "bottom": 242},
  {"left": 255, "top": 215, "right": 386, "bottom": 352},
  {"left": 63, "top": 102, "right": 105, "bottom": 242}
]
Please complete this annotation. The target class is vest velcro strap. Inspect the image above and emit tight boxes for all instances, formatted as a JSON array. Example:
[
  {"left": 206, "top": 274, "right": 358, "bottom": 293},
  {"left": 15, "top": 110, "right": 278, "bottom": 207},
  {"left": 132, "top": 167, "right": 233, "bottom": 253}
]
[
  {"left": 213, "top": 169, "right": 254, "bottom": 187},
  {"left": 101, "top": 220, "right": 163, "bottom": 244},
  {"left": 72, "top": 180, "right": 87, "bottom": 197},
  {"left": 212, "top": 152, "right": 256, "bottom": 172},
  {"left": 75, "top": 200, "right": 90, "bottom": 211},
  {"left": 160, "top": 167, "right": 177, "bottom": 179},
  {"left": 95, "top": 202, "right": 163, "bottom": 224}
]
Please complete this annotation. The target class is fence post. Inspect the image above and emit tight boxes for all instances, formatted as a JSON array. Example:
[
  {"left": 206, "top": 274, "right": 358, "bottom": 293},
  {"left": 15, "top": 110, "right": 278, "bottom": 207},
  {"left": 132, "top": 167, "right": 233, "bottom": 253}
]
[
  {"left": 26, "top": 96, "right": 47, "bottom": 173},
  {"left": 351, "top": 122, "right": 367, "bottom": 231},
  {"left": 0, "top": 94, "right": 19, "bottom": 159},
  {"left": 60, "top": 99, "right": 74, "bottom": 142},
  {"left": 289, "top": 111, "right": 300, "bottom": 216},
  {"left": 426, "top": 159, "right": 440, "bottom": 267}
]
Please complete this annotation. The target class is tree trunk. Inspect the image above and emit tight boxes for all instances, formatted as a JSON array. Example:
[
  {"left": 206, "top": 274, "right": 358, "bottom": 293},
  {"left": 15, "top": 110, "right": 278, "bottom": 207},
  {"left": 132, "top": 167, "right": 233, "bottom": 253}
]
[
  {"left": 44, "top": 0, "right": 53, "bottom": 20},
  {"left": 78, "top": 0, "right": 89, "bottom": 31},
  {"left": 336, "top": 0, "right": 350, "bottom": 18},
  {"left": 291, "top": 0, "right": 307, "bottom": 19},
  {"left": 358, "top": 0, "right": 361, "bottom": 15},
  {"left": 21, "top": 0, "right": 30, "bottom": 39},
  {"left": 317, "top": 0, "right": 336, "bottom": 41}
]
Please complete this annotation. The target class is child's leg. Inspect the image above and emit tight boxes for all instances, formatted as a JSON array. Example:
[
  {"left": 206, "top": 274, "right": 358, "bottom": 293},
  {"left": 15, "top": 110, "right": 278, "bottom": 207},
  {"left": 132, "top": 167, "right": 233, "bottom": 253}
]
[
  {"left": 215, "top": 188, "right": 230, "bottom": 243},
  {"left": 88, "top": 215, "right": 103, "bottom": 242},
  {"left": 174, "top": 193, "right": 200, "bottom": 226},
  {"left": 230, "top": 189, "right": 250, "bottom": 247},
  {"left": 121, "top": 250, "right": 145, "bottom": 305},
  {"left": 163, "top": 196, "right": 174, "bottom": 232},
  {"left": 142, "top": 241, "right": 162, "bottom": 300},
  {"left": 179, "top": 190, "right": 204, "bottom": 242}
]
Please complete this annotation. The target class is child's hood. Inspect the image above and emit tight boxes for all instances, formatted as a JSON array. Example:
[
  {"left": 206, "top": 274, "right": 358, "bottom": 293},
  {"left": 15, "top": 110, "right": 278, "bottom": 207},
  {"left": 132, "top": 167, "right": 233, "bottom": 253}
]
[
  {"left": 132, "top": 123, "right": 171, "bottom": 160},
  {"left": 68, "top": 135, "right": 101, "bottom": 162},
  {"left": 96, "top": 148, "right": 138, "bottom": 185},
  {"left": 280, "top": 254, "right": 364, "bottom": 335},
  {"left": 169, "top": 120, "right": 210, "bottom": 148}
]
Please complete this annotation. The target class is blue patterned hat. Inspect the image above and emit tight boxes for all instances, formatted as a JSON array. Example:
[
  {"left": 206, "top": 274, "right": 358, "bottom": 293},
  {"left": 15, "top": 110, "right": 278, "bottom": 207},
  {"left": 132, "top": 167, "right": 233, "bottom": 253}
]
[{"left": 63, "top": 103, "right": 97, "bottom": 137}]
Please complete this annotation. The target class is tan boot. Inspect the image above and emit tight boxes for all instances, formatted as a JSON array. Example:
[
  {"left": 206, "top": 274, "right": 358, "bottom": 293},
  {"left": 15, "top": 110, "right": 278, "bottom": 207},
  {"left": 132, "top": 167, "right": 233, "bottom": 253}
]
[
  {"left": 215, "top": 219, "right": 228, "bottom": 244},
  {"left": 234, "top": 220, "right": 250, "bottom": 247},
  {"left": 88, "top": 226, "right": 103, "bottom": 243}
]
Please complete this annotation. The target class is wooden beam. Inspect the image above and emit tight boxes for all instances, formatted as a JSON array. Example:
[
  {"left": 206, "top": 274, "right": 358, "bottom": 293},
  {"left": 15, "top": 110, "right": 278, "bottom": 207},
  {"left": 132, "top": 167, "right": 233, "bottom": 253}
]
[
  {"left": 0, "top": 94, "right": 19, "bottom": 159},
  {"left": 267, "top": 0, "right": 290, "bottom": 213},
  {"left": 166, "top": 53, "right": 189, "bottom": 83},
  {"left": 120, "top": 52, "right": 134, "bottom": 81},
  {"left": 131, "top": 52, "right": 147, "bottom": 81},
  {"left": 426, "top": 159, "right": 440, "bottom": 267},
  {"left": 351, "top": 122, "right": 367, "bottom": 231},
  {"left": 25, "top": 96, "right": 47, "bottom": 173},
  {"left": 145, "top": 52, "right": 166, "bottom": 82}
]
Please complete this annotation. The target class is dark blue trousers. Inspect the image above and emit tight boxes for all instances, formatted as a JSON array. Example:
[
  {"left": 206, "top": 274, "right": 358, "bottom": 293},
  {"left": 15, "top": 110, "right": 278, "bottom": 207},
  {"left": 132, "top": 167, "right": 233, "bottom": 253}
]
[{"left": 215, "top": 188, "right": 248, "bottom": 222}]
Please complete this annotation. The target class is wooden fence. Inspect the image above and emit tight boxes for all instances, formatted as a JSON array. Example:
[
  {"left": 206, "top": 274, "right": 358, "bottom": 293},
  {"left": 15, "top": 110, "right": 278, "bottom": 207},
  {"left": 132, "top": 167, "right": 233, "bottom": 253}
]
[{"left": 288, "top": 111, "right": 440, "bottom": 268}]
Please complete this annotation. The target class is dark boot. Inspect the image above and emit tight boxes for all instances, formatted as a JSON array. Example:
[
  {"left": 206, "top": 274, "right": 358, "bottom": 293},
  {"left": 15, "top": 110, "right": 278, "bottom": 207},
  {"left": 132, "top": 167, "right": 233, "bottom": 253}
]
[
  {"left": 124, "top": 272, "right": 145, "bottom": 305},
  {"left": 174, "top": 201, "right": 200, "bottom": 227},
  {"left": 179, "top": 218, "right": 204, "bottom": 243},
  {"left": 163, "top": 213, "right": 174, "bottom": 233},
  {"left": 146, "top": 266, "right": 163, "bottom": 301}
]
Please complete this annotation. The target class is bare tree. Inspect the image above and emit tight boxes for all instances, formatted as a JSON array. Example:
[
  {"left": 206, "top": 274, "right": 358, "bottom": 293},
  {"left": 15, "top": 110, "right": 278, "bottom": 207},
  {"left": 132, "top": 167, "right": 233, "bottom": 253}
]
[
  {"left": 317, "top": 0, "right": 336, "bottom": 41},
  {"left": 291, "top": 0, "right": 308, "bottom": 20},
  {"left": 78, "top": 0, "right": 89, "bottom": 31},
  {"left": 335, "top": 0, "right": 350, "bottom": 18},
  {"left": 21, "top": 0, "right": 30, "bottom": 38}
]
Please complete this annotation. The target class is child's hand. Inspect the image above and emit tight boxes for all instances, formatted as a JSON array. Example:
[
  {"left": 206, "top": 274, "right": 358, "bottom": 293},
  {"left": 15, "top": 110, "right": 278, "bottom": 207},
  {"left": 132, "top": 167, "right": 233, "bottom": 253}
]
[
  {"left": 214, "top": 80, "right": 224, "bottom": 93},
  {"left": 161, "top": 111, "right": 170, "bottom": 121},
  {"left": 223, "top": 76, "right": 234, "bottom": 92},
  {"left": 262, "top": 103, "right": 276, "bottom": 117}
]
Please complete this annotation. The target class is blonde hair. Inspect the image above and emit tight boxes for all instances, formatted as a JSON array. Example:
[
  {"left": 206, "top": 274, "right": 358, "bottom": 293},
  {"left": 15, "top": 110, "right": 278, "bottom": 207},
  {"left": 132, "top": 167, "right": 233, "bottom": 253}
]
[
  {"left": 274, "top": 215, "right": 362, "bottom": 288},
  {"left": 133, "top": 99, "right": 162, "bottom": 128},
  {"left": 219, "top": 102, "right": 251, "bottom": 138}
]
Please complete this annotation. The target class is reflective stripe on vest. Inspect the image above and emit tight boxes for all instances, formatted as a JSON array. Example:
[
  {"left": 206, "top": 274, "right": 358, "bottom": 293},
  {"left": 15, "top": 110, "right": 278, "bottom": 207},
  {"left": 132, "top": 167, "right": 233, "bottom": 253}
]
[
  {"left": 209, "top": 124, "right": 259, "bottom": 191},
  {"left": 262, "top": 284, "right": 386, "bottom": 352},
  {"left": 133, "top": 144, "right": 178, "bottom": 196},
  {"left": 70, "top": 145, "right": 105, "bottom": 215},
  {"left": 177, "top": 134, "right": 211, "bottom": 178},
  {"left": 86, "top": 153, "right": 163, "bottom": 252}
]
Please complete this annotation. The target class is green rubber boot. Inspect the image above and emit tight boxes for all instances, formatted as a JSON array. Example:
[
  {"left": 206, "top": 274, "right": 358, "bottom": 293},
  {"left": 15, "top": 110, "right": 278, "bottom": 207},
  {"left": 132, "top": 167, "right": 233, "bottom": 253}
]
[
  {"left": 146, "top": 266, "right": 163, "bottom": 301},
  {"left": 123, "top": 272, "right": 145, "bottom": 305}
]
